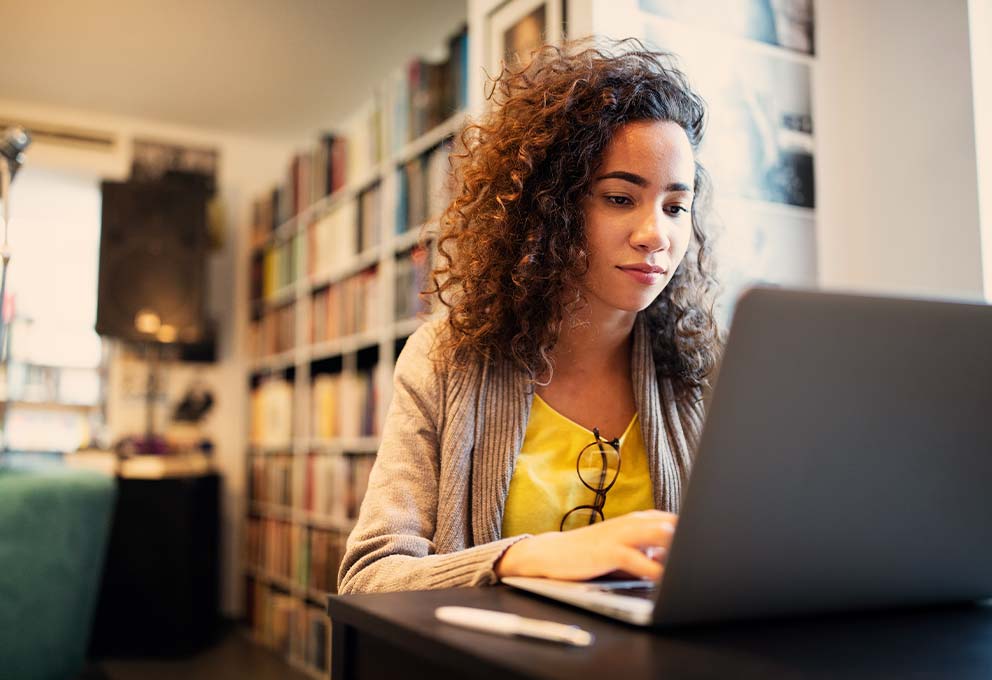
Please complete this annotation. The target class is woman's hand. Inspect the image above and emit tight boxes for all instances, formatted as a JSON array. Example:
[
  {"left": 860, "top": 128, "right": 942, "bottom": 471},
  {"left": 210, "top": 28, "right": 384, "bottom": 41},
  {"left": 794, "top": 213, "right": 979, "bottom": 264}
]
[{"left": 495, "top": 510, "right": 677, "bottom": 581}]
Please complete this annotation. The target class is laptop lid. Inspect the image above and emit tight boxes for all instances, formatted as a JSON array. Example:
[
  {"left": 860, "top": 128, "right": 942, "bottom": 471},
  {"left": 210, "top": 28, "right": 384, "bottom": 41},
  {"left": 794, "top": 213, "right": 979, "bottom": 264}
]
[{"left": 654, "top": 287, "right": 992, "bottom": 626}]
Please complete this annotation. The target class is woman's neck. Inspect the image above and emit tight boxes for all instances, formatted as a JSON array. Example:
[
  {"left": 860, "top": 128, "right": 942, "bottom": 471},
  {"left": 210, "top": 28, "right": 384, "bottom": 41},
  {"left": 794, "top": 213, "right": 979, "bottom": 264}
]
[{"left": 546, "top": 306, "right": 637, "bottom": 383}]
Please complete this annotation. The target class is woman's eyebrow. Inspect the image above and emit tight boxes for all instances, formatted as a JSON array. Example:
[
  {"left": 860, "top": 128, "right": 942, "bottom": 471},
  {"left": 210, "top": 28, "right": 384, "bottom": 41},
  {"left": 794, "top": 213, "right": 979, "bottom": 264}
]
[
  {"left": 596, "top": 170, "right": 648, "bottom": 186},
  {"left": 596, "top": 171, "right": 693, "bottom": 193}
]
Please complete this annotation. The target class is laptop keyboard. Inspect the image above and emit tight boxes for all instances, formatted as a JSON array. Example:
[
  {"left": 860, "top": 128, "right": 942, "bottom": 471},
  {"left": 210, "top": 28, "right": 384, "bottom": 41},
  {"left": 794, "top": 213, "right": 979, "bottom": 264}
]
[{"left": 590, "top": 581, "right": 658, "bottom": 600}]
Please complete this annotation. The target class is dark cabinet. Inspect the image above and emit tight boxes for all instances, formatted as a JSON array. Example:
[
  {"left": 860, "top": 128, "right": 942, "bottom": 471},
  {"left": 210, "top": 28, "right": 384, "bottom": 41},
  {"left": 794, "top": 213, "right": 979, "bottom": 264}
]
[{"left": 89, "top": 473, "right": 220, "bottom": 657}]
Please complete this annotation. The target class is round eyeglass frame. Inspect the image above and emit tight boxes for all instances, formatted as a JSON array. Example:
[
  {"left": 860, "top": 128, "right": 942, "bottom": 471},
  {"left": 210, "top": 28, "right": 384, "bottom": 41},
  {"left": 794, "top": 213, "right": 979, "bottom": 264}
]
[{"left": 559, "top": 427, "right": 622, "bottom": 531}]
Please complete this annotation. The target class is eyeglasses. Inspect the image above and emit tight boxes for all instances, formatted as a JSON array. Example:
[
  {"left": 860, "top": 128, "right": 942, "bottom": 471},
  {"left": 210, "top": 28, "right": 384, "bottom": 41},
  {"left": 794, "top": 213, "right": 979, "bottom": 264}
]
[{"left": 560, "top": 427, "right": 622, "bottom": 532}]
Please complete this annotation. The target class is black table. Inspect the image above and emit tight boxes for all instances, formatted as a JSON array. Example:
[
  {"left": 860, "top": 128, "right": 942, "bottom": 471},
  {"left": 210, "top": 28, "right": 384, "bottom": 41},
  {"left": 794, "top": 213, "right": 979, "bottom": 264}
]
[{"left": 327, "top": 586, "right": 992, "bottom": 679}]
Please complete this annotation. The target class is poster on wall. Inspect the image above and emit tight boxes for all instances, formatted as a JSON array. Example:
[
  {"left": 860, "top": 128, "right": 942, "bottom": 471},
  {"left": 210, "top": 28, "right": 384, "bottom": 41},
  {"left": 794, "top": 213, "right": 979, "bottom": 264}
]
[
  {"left": 638, "top": 0, "right": 815, "bottom": 54},
  {"left": 487, "top": 0, "right": 565, "bottom": 74},
  {"left": 641, "top": 16, "right": 815, "bottom": 209},
  {"left": 131, "top": 138, "right": 219, "bottom": 195}
]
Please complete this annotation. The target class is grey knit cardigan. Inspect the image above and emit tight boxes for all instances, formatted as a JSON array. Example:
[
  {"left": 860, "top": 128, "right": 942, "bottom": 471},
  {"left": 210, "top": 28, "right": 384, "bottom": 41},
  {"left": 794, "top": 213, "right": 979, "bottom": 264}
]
[{"left": 337, "top": 314, "right": 706, "bottom": 593}]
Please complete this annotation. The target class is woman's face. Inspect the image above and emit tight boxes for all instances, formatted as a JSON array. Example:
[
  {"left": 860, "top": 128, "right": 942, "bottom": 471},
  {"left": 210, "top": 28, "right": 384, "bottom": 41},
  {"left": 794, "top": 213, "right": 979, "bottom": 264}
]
[{"left": 579, "top": 120, "right": 696, "bottom": 319}]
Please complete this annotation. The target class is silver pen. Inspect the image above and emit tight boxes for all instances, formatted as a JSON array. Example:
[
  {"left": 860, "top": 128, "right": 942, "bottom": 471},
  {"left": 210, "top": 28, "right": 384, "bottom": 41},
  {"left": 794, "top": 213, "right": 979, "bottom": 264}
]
[{"left": 435, "top": 606, "right": 595, "bottom": 647}]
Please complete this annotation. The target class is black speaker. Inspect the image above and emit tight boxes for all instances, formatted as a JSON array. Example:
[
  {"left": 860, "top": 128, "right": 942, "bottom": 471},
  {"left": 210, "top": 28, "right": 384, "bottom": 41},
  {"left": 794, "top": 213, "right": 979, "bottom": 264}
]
[{"left": 96, "top": 180, "right": 208, "bottom": 344}]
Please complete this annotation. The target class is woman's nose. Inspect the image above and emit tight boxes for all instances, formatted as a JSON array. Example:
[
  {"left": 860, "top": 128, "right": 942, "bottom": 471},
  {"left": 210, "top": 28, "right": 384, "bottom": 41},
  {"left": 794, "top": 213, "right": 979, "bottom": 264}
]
[{"left": 630, "top": 206, "right": 671, "bottom": 253}]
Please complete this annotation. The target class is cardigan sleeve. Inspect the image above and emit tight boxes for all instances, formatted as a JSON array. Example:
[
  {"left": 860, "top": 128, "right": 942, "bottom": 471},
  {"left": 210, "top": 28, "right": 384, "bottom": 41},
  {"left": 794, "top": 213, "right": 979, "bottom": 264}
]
[{"left": 337, "top": 323, "right": 527, "bottom": 593}]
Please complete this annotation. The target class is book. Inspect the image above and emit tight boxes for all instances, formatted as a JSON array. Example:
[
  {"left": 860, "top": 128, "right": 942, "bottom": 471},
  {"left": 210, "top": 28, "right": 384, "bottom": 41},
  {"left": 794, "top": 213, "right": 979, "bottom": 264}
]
[
  {"left": 250, "top": 378, "right": 294, "bottom": 448},
  {"left": 403, "top": 154, "right": 427, "bottom": 232},
  {"left": 306, "top": 606, "right": 331, "bottom": 670},
  {"left": 395, "top": 245, "right": 432, "bottom": 320},
  {"left": 357, "top": 184, "right": 382, "bottom": 252},
  {"left": 450, "top": 25, "right": 469, "bottom": 112},
  {"left": 425, "top": 139, "right": 455, "bottom": 227},
  {"left": 311, "top": 288, "right": 329, "bottom": 344},
  {"left": 390, "top": 65, "right": 410, "bottom": 152},
  {"left": 311, "top": 373, "right": 340, "bottom": 439}
]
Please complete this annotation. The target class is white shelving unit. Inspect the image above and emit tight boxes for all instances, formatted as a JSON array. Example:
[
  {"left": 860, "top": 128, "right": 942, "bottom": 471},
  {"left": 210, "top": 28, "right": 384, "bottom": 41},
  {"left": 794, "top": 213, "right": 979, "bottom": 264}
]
[{"left": 241, "top": 29, "right": 467, "bottom": 675}]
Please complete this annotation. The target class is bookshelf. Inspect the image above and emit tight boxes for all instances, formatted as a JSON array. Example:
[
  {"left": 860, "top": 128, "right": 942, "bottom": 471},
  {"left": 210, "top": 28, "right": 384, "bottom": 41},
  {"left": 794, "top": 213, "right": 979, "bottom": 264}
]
[{"left": 242, "top": 25, "right": 468, "bottom": 677}]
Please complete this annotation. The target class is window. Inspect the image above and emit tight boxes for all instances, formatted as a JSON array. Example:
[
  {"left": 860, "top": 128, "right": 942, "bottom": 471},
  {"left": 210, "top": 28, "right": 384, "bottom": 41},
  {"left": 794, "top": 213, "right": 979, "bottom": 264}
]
[{"left": 2, "top": 164, "right": 104, "bottom": 451}]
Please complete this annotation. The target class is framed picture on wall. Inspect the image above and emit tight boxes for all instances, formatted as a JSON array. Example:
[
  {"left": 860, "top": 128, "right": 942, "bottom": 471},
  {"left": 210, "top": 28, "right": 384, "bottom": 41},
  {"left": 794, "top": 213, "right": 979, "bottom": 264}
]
[
  {"left": 638, "top": 0, "right": 815, "bottom": 55},
  {"left": 487, "top": 0, "right": 565, "bottom": 76},
  {"left": 641, "top": 17, "right": 815, "bottom": 208},
  {"left": 131, "top": 138, "right": 219, "bottom": 195}
]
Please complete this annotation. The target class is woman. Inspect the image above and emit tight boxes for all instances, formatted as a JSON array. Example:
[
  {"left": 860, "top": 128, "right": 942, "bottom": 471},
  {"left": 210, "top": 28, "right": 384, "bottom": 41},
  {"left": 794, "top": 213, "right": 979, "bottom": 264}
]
[{"left": 338, "top": 39, "right": 721, "bottom": 594}]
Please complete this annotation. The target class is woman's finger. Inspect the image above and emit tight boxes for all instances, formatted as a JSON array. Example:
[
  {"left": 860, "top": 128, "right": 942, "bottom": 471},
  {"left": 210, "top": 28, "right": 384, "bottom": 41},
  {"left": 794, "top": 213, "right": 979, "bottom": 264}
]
[
  {"left": 613, "top": 545, "right": 664, "bottom": 580},
  {"left": 627, "top": 509, "right": 679, "bottom": 524},
  {"left": 614, "top": 517, "right": 676, "bottom": 548}
]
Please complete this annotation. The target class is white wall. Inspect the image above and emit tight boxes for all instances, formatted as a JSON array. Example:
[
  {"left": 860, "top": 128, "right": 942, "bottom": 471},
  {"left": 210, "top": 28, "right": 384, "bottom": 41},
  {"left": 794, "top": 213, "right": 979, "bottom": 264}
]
[
  {"left": 815, "top": 0, "right": 986, "bottom": 302},
  {"left": 0, "top": 98, "right": 298, "bottom": 616},
  {"left": 971, "top": 0, "right": 992, "bottom": 301}
]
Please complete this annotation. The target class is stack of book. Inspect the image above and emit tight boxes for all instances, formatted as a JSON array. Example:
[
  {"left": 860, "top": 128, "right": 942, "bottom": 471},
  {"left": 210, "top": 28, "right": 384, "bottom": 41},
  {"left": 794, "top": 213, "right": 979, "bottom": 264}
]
[
  {"left": 395, "top": 139, "right": 455, "bottom": 235},
  {"left": 251, "top": 135, "right": 349, "bottom": 239},
  {"left": 250, "top": 302, "right": 296, "bottom": 358},
  {"left": 304, "top": 453, "right": 376, "bottom": 521},
  {"left": 245, "top": 519, "right": 263, "bottom": 571},
  {"left": 252, "top": 517, "right": 293, "bottom": 580},
  {"left": 391, "top": 25, "right": 469, "bottom": 150},
  {"left": 394, "top": 246, "right": 432, "bottom": 321},
  {"left": 250, "top": 378, "right": 294, "bottom": 448},
  {"left": 303, "top": 608, "right": 331, "bottom": 673},
  {"left": 344, "top": 99, "right": 384, "bottom": 186},
  {"left": 339, "top": 269, "right": 379, "bottom": 338},
  {"left": 250, "top": 454, "right": 293, "bottom": 506},
  {"left": 260, "top": 233, "right": 304, "bottom": 299},
  {"left": 310, "top": 370, "right": 378, "bottom": 439},
  {"left": 305, "top": 454, "right": 349, "bottom": 521},
  {"left": 245, "top": 579, "right": 331, "bottom": 672},
  {"left": 357, "top": 183, "right": 382, "bottom": 253},
  {"left": 308, "top": 201, "right": 359, "bottom": 276},
  {"left": 290, "top": 523, "right": 309, "bottom": 588},
  {"left": 310, "top": 374, "right": 339, "bottom": 439},
  {"left": 309, "top": 529, "right": 348, "bottom": 593},
  {"left": 310, "top": 269, "right": 379, "bottom": 344},
  {"left": 341, "top": 370, "right": 379, "bottom": 439}
]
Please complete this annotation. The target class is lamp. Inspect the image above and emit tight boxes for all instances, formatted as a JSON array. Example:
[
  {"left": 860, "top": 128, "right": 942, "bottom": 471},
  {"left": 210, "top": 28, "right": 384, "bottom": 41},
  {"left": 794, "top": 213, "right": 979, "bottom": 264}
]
[
  {"left": 0, "top": 127, "right": 30, "bottom": 181},
  {"left": 0, "top": 127, "right": 32, "bottom": 359}
]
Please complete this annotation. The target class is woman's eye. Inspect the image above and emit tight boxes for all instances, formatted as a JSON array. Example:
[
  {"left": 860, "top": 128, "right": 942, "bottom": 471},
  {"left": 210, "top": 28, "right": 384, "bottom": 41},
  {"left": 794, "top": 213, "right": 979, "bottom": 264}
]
[
  {"left": 605, "top": 195, "right": 633, "bottom": 206},
  {"left": 665, "top": 205, "right": 689, "bottom": 216}
]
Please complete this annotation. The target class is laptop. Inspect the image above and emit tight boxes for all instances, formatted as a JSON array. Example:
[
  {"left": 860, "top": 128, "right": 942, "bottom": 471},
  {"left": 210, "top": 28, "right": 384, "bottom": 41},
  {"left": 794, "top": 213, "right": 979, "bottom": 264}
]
[{"left": 503, "top": 286, "right": 992, "bottom": 626}]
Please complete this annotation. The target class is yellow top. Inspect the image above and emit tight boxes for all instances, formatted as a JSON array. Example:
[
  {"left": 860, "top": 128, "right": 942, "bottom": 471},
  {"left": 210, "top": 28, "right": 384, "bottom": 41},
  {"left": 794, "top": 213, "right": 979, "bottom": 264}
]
[{"left": 501, "top": 393, "right": 655, "bottom": 537}]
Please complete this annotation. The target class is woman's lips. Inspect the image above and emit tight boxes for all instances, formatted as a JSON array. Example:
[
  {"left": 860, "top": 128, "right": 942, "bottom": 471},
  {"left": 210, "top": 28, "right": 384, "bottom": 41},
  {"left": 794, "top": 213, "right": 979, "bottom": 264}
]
[{"left": 618, "top": 266, "right": 665, "bottom": 285}]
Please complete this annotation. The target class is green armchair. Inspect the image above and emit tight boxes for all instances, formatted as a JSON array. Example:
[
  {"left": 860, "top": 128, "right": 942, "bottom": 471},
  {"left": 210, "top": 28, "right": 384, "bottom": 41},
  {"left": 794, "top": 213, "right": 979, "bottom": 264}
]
[{"left": 0, "top": 459, "right": 117, "bottom": 680}]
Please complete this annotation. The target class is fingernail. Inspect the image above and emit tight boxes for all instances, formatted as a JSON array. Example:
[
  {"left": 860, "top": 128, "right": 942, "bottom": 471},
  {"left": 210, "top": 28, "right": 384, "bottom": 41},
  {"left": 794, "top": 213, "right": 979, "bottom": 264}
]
[{"left": 644, "top": 546, "right": 667, "bottom": 561}]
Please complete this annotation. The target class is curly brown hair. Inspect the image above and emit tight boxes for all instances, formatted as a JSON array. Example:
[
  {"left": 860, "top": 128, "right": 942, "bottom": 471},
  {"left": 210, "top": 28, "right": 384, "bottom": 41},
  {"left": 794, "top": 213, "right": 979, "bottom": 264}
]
[{"left": 428, "top": 38, "right": 721, "bottom": 395}]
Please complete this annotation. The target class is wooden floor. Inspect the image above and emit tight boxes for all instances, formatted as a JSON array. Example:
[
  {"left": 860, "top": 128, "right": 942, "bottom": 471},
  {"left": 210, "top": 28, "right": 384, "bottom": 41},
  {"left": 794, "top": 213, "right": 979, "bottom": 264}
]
[{"left": 81, "top": 626, "right": 314, "bottom": 680}]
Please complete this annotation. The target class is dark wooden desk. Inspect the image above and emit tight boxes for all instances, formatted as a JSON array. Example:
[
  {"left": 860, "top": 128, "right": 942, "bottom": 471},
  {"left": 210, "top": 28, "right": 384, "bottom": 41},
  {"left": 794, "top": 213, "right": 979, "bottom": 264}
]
[{"left": 328, "top": 586, "right": 992, "bottom": 679}]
